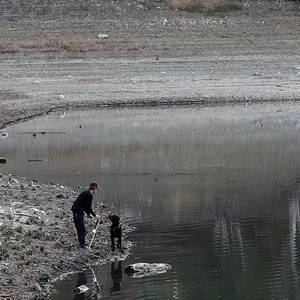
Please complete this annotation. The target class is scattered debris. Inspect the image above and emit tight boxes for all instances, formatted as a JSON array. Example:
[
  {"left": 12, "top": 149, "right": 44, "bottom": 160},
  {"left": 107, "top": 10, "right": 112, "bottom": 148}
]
[{"left": 28, "top": 159, "right": 47, "bottom": 162}]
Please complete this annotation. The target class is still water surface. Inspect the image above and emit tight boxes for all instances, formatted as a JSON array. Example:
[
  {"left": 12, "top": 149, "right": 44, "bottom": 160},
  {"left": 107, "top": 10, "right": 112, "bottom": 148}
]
[{"left": 2, "top": 103, "right": 300, "bottom": 299}]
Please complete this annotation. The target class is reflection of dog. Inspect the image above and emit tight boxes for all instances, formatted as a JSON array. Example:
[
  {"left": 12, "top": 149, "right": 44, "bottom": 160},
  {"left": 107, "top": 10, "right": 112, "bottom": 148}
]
[
  {"left": 109, "top": 215, "right": 122, "bottom": 251},
  {"left": 110, "top": 261, "right": 123, "bottom": 293}
]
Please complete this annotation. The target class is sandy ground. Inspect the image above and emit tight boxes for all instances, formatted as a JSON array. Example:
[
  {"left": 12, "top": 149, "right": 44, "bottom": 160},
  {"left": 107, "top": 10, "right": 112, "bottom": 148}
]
[{"left": 0, "top": 0, "right": 300, "bottom": 298}]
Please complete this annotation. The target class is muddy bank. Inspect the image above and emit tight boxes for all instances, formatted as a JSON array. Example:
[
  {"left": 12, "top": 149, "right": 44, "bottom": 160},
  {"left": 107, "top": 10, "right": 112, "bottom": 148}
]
[
  {"left": 1, "top": 53, "right": 300, "bottom": 130},
  {"left": 0, "top": 173, "right": 132, "bottom": 299},
  {"left": 1, "top": 1, "right": 300, "bottom": 129}
]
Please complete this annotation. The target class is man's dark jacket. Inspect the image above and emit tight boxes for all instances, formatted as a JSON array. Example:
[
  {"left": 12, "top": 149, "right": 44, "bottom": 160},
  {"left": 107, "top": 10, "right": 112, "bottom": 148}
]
[{"left": 71, "top": 190, "right": 96, "bottom": 217}]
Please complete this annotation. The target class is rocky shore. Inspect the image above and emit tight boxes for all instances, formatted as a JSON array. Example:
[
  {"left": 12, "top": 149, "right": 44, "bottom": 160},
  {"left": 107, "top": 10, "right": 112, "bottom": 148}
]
[
  {"left": 0, "top": 0, "right": 300, "bottom": 298},
  {"left": 0, "top": 173, "right": 132, "bottom": 299}
]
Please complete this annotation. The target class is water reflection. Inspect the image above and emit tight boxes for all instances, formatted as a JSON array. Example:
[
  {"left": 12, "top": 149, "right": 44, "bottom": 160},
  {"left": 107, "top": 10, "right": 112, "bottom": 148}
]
[
  {"left": 74, "top": 272, "right": 88, "bottom": 300},
  {"left": 2, "top": 103, "right": 300, "bottom": 299},
  {"left": 110, "top": 262, "right": 123, "bottom": 295},
  {"left": 288, "top": 183, "right": 300, "bottom": 291},
  {"left": 72, "top": 268, "right": 103, "bottom": 300}
]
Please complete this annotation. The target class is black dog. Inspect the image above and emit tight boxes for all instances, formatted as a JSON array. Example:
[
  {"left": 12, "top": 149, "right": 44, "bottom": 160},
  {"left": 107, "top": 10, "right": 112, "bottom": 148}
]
[{"left": 109, "top": 214, "right": 122, "bottom": 252}]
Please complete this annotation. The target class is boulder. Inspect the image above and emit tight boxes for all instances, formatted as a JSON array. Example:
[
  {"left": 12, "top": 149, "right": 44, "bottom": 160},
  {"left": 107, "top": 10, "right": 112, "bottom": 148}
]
[{"left": 124, "top": 263, "right": 172, "bottom": 278}]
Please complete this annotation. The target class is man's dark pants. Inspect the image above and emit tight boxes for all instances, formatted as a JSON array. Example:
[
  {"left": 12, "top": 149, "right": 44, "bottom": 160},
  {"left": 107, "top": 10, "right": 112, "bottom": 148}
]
[{"left": 73, "top": 213, "right": 87, "bottom": 247}]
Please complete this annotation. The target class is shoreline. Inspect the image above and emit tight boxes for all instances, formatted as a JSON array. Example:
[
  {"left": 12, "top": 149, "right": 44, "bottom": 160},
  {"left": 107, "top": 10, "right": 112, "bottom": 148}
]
[
  {"left": 2, "top": 93, "right": 300, "bottom": 130},
  {"left": 1, "top": 52, "right": 300, "bottom": 130}
]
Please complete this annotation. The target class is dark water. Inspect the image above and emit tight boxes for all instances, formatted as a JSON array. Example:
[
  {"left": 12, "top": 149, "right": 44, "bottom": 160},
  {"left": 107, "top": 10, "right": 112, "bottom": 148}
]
[{"left": 2, "top": 103, "right": 300, "bottom": 299}]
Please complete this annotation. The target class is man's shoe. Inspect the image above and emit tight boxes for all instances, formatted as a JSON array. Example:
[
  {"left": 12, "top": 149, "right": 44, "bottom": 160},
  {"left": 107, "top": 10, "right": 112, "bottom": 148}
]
[{"left": 79, "top": 244, "right": 90, "bottom": 250}]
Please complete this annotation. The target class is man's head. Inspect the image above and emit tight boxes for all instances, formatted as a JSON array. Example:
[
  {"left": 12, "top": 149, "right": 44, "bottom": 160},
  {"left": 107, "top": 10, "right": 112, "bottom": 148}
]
[{"left": 89, "top": 182, "right": 100, "bottom": 193}]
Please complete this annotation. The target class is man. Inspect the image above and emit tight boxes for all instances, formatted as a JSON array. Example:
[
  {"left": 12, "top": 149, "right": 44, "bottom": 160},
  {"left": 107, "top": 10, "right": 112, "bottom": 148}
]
[{"left": 72, "top": 182, "right": 101, "bottom": 250}]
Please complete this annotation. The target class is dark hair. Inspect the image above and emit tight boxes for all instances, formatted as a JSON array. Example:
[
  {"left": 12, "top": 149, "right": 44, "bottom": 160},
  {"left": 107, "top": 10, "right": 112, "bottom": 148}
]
[{"left": 89, "top": 182, "right": 100, "bottom": 190}]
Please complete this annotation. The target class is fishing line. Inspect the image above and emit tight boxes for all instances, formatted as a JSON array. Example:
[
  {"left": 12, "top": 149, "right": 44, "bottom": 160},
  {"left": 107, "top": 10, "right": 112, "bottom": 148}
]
[
  {"left": 89, "top": 152, "right": 126, "bottom": 248},
  {"left": 100, "top": 152, "right": 126, "bottom": 214}
]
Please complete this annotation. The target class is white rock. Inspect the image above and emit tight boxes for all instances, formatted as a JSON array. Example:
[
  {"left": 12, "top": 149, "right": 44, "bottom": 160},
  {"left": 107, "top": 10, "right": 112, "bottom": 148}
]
[
  {"left": 0, "top": 132, "right": 8, "bottom": 139},
  {"left": 97, "top": 34, "right": 109, "bottom": 39},
  {"left": 73, "top": 285, "right": 89, "bottom": 294},
  {"left": 11, "top": 202, "right": 24, "bottom": 208}
]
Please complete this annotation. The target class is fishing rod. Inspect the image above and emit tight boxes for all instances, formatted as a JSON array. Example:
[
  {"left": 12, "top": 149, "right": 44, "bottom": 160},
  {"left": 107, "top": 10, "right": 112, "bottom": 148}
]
[{"left": 89, "top": 152, "right": 126, "bottom": 248}]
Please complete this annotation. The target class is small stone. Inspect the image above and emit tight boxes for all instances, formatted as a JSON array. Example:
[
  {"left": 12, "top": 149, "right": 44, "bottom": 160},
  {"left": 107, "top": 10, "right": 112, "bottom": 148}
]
[
  {"left": 0, "top": 132, "right": 8, "bottom": 139},
  {"left": 56, "top": 194, "right": 65, "bottom": 199},
  {"left": 0, "top": 157, "right": 7, "bottom": 164},
  {"left": 97, "top": 34, "right": 109, "bottom": 39}
]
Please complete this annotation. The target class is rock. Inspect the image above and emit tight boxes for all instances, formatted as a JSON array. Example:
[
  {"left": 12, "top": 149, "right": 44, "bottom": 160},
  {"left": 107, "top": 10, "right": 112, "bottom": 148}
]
[
  {"left": 29, "top": 207, "right": 45, "bottom": 216},
  {"left": 136, "top": 0, "right": 149, "bottom": 9},
  {"left": 0, "top": 132, "right": 8, "bottom": 139},
  {"left": 124, "top": 263, "right": 172, "bottom": 278},
  {"left": 0, "top": 157, "right": 7, "bottom": 164},
  {"left": 33, "top": 283, "right": 47, "bottom": 297},
  {"left": 73, "top": 285, "right": 89, "bottom": 294},
  {"left": 97, "top": 34, "right": 108, "bottom": 39},
  {"left": 4, "top": 207, "right": 14, "bottom": 218},
  {"left": 56, "top": 193, "right": 66, "bottom": 199},
  {"left": 58, "top": 94, "right": 65, "bottom": 100},
  {"left": 11, "top": 202, "right": 25, "bottom": 208}
]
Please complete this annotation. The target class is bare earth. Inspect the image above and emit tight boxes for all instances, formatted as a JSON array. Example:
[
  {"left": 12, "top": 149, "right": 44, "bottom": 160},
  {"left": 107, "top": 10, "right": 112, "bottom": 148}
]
[{"left": 0, "top": 0, "right": 300, "bottom": 298}]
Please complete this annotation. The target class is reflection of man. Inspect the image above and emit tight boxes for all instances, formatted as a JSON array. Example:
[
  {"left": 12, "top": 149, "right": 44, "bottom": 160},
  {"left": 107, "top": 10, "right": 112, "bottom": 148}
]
[
  {"left": 73, "top": 269, "right": 103, "bottom": 300},
  {"left": 90, "top": 268, "right": 103, "bottom": 299},
  {"left": 74, "top": 272, "right": 87, "bottom": 300},
  {"left": 110, "top": 261, "right": 123, "bottom": 294}
]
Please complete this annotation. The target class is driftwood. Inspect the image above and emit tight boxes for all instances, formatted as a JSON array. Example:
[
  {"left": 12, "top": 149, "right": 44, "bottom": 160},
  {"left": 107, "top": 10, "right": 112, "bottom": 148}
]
[{"left": 124, "top": 263, "right": 172, "bottom": 278}]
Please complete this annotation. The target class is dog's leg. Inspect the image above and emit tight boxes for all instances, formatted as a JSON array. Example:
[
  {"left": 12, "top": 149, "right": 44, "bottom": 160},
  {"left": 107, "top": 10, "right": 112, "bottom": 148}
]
[
  {"left": 110, "top": 228, "right": 115, "bottom": 251},
  {"left": 117, "top": 237, "right": 121, "bottom": 251},
  {"left": 111, "top": 236, "right": 115, "bottom": 251}
]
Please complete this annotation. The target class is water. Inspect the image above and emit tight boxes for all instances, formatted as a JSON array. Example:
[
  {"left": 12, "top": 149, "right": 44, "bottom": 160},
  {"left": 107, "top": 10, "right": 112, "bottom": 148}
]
[{"left": 2, "top": 103, "right": 300, "bottom": 299}]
